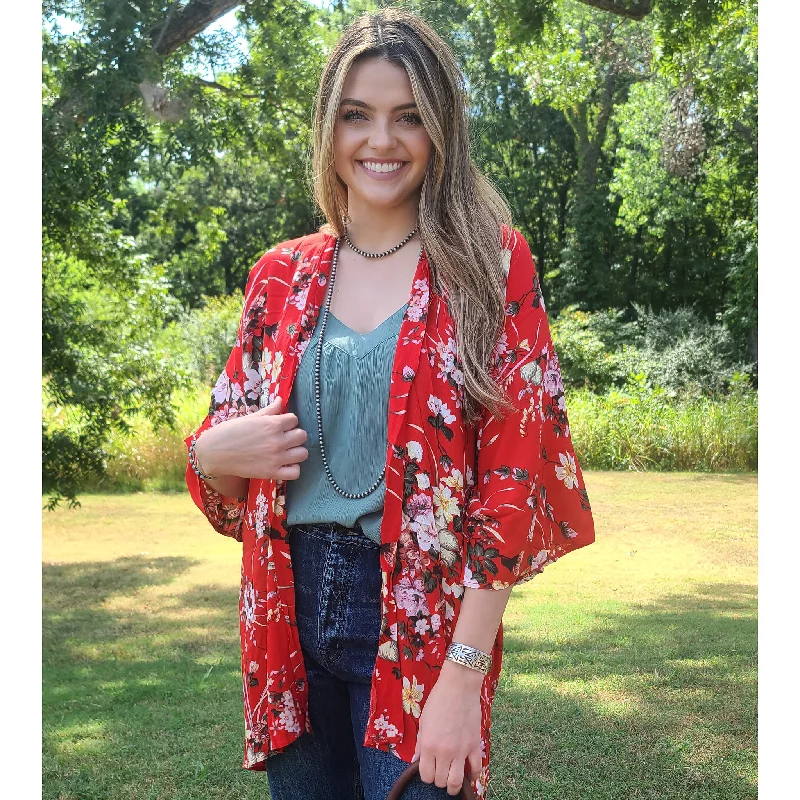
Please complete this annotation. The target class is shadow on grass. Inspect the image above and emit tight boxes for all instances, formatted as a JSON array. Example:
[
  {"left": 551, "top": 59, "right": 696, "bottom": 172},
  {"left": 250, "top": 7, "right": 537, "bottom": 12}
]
[
  {"left": 43, "top": 556, "right": 260, "bottom": 800},
  {"left": 43, "top": 559, "right": 756, "bottom": 800},
  {"left": 491, "top": 582, "right": 757, "bottom": 800}
]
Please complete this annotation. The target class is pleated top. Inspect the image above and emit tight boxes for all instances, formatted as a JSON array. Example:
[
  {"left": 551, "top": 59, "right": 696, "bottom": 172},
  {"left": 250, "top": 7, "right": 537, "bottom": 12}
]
[{"left": 284, "top": 302, "right": 409, "bottom": 544}]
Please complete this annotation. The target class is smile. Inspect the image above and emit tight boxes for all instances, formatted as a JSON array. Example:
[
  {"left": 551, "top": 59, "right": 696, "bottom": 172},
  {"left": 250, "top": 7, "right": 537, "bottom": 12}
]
[{"left": 356, "top": 160, "right": 410, "bottom": 181}]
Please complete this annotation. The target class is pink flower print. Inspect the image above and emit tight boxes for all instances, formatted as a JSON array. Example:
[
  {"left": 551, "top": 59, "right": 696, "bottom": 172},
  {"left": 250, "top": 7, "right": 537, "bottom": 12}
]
[
  {"left": 543, "top": 354, "right": 564, "bottom": 397},
  {"left": 393, "top": 576, "right": 430, "bottom": 616},
  {"left": 211, "top": 406, "right": 239, "bottom": 426}
]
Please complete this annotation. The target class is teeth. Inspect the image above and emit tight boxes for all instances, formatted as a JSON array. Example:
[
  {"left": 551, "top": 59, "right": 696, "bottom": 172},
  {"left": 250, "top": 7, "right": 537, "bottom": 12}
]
[{"left": 361, "top": 161, "right": 404, "bottom": 173}]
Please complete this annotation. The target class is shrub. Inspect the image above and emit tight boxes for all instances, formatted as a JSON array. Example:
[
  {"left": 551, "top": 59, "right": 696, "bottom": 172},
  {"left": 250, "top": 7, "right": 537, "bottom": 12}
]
[{"left": 156, "top": 292, "right": 244, "bottom": 387}]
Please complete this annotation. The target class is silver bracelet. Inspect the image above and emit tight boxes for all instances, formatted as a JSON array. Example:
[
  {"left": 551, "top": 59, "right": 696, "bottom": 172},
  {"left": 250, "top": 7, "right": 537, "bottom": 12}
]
[
  {"left": 445, "top": 642, "right": 493, "bottom": 675},
  {"left": 189, "top": 437, "right": 218, "bottom": 481}
]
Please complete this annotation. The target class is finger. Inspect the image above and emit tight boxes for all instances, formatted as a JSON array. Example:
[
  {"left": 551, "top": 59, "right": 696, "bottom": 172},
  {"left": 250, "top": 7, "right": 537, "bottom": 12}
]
[
  {"left": 282, "top": 445, "right": 309, "bottom": 464},
  {"left": 467, "top": 749, "right": 482, "bottom": 783},
  {"left": 446, "top": 759, "right": 465, "bottom": 796},
  {"left": 418, "top": 750, "right": 436, "bottom": 785},
  {"left": 434, "top": 756, "right": 452, "bottom": 789},
  {"left": 283, "top": 427, "right": 308, "bottom": 447},
  {"left": 276, "top": 463, "right": 301, "bottom": 481},
  {"left": 277, "top": 412, "right": 301, "bottom": 433}
]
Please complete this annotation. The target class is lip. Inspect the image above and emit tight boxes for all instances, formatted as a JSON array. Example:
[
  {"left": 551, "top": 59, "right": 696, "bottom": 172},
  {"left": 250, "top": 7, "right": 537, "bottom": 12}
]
[{"left": 356, "top": 160, "right": 410, "bottom": 181}]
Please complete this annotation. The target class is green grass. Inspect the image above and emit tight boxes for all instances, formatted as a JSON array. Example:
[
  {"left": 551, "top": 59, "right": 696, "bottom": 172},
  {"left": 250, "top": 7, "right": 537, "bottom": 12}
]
[{"left": 43, "top": 473, "right": 757, "bottom": 799}]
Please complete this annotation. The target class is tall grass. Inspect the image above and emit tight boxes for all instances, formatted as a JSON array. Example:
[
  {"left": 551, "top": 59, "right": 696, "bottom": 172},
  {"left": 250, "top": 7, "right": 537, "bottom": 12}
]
[
  {"left": 567, "top": 386, "right": 758, "bottom": 472},
  {"left": 78, "top": 381, "right": 757, "bottom": 493}
]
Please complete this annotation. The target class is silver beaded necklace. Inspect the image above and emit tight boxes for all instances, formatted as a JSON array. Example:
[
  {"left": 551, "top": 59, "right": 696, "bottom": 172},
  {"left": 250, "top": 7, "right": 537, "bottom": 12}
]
[{"left": 313, "top": 224, "right": 421, "bottom": 499}]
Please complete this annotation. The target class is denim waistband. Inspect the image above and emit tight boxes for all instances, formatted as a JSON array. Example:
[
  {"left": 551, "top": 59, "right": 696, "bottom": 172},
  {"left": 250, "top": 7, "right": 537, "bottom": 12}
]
[{"left": 288, "top": 522, "right": 378, "bottom": 545}]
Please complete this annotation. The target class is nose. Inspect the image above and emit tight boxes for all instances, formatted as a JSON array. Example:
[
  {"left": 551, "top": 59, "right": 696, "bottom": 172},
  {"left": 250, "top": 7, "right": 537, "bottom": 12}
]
[{"left": 367, "top": 118, "right": 397, "bottom": 151}]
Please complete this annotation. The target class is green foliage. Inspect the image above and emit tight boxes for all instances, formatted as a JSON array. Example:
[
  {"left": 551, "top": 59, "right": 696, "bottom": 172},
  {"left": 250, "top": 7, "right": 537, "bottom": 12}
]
[
  {"left": 624, "top": 302, "right": 753, "bottom": 395},
  {"left": 568, "top": 381, "right": 757, "bottom": 472},
  {"left": 157, "top": 292, "right": 245, "bottom": 387},
  {"left": 550, "top": 307, "right": 635, "bottom": 391},
  {"left": 42, "top": 230, "right": 188, "bottom": 507}
]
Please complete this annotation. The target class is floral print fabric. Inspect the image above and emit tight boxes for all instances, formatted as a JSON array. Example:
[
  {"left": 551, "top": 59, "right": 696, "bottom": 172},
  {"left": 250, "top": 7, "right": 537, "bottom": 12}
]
[{"left": 185, "top": 227, "right": 595, "bottom": 798}]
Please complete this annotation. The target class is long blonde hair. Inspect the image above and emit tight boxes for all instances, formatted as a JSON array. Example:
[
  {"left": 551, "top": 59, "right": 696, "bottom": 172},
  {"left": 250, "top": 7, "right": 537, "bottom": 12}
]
[{"left": 309, "top": 7, "right": 516, "bottom": 425}]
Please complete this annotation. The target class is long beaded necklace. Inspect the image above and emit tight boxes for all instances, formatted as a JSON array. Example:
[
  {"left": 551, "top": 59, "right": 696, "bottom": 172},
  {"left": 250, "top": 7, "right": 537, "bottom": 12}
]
[{"left": 313, "top": 224, "right": 421, "bottom": 499}]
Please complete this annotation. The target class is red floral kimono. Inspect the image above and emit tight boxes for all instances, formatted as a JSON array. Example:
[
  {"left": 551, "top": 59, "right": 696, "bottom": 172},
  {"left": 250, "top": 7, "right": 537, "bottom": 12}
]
[{"left": 185, "top": 226, "right": 595, "bottom": 798}]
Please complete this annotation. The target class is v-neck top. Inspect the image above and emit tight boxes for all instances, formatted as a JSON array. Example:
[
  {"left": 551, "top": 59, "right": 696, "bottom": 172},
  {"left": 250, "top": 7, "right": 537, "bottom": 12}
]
[{"left": 284, "top": 302, "right": 410, "bottom": 544}]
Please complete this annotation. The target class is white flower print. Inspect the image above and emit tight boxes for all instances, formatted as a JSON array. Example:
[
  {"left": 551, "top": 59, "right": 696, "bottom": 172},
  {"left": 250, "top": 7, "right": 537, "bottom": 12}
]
[
  {"left": 415, "top": 473, "right": 431, "bottom": 490},
  {"left": 427, "top": 395, "right": 456, "bottom": 424},
  {"left": 402, "top": 675, "right": 424, "bottom": 718},
  {"left": 403, "top": 365, "right": 416, "bottom": 380},
  {"left": 415, "top": 618, "right": 430, "bottom": 636},
  {"left": 374, "top": 714, "right": 399, "bottom": 738},
  {"left": 259, "top": 351, "right": 273, "bottom": 387},
  {"left": 430, "top": 613, "right": 441, "bottom": 633},
  {"left": 531, "top": 550, "right": 551, "bottom": 569},
  {"left": 244, "top": 368, "right": 262, "bottom": 402},
  {"left": 276, "top": 691, "right": 302, "bottom": 734},
  {"left": 492, "top": 331, "right": 509, "bottom": 362},
  {"left": 406, "top": 441, "right": 423, "bottom": 462},
  {"left": 252, "top": 489, "right": 269, "bottom": 538},
  {"left": 433, "top": 485, "right": 459, "bottom": 527},
  {"left": 442, "top": 469, "right": 463, "bottom": 493},
  {"left": 501, "top": 247, "right": 512, "bottom": 277},
  {"left": 241, "top": 580, "right": 257, "bottom": 625},
  {"left": 555, "top": 452, "right": 578, "bottom": 489},
  {"left": 271, "top": 351, "right": 284, "bottom": 384},
  {"left": 466, "top": 465, "right": 475, "bottom": 487},
  {"left": 212, "top": 371, "right": 230, "bottom": 404}
]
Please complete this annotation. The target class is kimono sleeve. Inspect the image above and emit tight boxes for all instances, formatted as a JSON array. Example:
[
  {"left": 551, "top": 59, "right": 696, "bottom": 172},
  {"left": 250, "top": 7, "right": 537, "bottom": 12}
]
[
  {"left": 462, "top": 229, "right": 595, "bottom": 590},
  {"left": 184, "top": 256, "right": 269, "bottom": 542}
]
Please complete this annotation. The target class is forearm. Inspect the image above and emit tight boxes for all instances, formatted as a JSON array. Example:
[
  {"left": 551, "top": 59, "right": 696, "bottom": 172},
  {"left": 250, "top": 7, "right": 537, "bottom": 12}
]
[{"left": 441, "top": 585, "right": 513, "bottom": 689}]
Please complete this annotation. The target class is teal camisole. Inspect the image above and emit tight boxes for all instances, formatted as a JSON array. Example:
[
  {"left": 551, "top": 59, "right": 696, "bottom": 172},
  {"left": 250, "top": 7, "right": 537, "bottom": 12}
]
[{"left": 284, "top": 302, "right": 409, "bottom": 544}]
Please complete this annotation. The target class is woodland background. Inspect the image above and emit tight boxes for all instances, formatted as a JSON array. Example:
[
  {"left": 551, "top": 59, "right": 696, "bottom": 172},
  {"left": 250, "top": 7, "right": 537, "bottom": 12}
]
[{"left": 42, "top": 0, "right": 758, "bottom": 507}]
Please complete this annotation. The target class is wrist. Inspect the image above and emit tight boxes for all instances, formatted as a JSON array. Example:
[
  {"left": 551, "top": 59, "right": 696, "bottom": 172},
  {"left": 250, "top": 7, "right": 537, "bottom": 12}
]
[
  {"left": 440, "top": 656, "right": 485, "bottom": 691},
  {"left": 195, "top": 429, "right": 224, "bottom": 478}
]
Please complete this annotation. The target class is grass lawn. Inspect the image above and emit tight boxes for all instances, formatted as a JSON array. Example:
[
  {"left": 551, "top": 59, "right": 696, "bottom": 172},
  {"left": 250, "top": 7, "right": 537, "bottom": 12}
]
[{"left": 43, "top": 472, "right": 757, "bottom": 800}]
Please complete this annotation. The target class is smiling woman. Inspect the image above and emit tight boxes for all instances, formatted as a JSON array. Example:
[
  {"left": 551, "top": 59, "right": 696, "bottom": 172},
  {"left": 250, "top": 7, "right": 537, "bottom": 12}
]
[{"left": 185, "top": 7, "right": 595, "bottom": 800}]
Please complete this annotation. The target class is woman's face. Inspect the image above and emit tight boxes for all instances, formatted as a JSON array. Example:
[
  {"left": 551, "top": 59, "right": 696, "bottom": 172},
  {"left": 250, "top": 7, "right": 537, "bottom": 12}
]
[{"left": 333, "top": 57, "right": 432, "bottom": 215}]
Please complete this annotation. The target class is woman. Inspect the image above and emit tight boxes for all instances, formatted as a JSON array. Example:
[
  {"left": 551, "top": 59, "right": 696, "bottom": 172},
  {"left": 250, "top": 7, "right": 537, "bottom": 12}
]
[{"left": 185, "top": 8, "right": 595, "bottom": 800}]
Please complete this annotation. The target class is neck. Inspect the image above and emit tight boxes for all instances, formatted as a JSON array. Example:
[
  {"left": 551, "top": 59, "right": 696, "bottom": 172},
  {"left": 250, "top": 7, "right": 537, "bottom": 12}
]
[{"left": 343, "top": 194, "right": 419, "bottom": 252}]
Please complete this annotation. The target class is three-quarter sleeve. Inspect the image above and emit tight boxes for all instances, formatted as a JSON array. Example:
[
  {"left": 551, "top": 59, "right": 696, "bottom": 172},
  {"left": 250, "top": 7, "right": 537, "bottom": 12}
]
[
  {"left": 184, "top": 257, "right": 268, "bottom": 542},
  {"left": 461, "top": 229, "right": 595, "bottom": 590}
]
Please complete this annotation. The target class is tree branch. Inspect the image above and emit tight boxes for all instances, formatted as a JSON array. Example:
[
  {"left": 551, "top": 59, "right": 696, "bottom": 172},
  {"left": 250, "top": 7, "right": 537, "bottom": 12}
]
[{"left": 150, "top": 0, "right": 245, "bottom": 56}]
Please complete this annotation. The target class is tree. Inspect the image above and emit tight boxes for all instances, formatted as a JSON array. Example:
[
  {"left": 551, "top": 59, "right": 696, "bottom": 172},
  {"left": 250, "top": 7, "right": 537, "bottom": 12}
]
[{"left": 42, "top": 0, "right": 330, "bottom": 506}]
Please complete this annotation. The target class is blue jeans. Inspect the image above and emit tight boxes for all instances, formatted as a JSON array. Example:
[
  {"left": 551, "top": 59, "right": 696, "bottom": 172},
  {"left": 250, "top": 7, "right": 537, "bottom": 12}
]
[{"left": 265, "top": 523, "right": 452, "bottom": 800}]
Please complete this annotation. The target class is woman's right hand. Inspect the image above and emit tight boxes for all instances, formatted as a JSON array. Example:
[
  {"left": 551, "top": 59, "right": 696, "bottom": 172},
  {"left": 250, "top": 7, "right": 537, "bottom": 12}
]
[{"left": 194, "top": 396, "right": 309, "bottom": 483}]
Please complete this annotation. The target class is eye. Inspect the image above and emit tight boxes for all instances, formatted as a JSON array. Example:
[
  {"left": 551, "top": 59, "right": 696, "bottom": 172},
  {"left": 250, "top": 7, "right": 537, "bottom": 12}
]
[
  {"left": 342, "top": 109, "right": 366, "bottom": 122},
  {"left": 400, "top": 112, "right": 424, "bottom": 125}
]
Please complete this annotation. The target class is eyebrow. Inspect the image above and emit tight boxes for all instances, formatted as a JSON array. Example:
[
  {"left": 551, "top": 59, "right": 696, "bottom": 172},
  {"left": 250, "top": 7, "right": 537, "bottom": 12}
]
[{"left": 339, "top": 98, "right": 419, "bottom": 112}]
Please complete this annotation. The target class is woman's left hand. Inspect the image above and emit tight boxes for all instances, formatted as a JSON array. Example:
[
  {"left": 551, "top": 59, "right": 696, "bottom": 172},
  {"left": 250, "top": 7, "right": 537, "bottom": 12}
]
[{"left": 411, "top": 662, "right": 483, "bottom": 795}]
